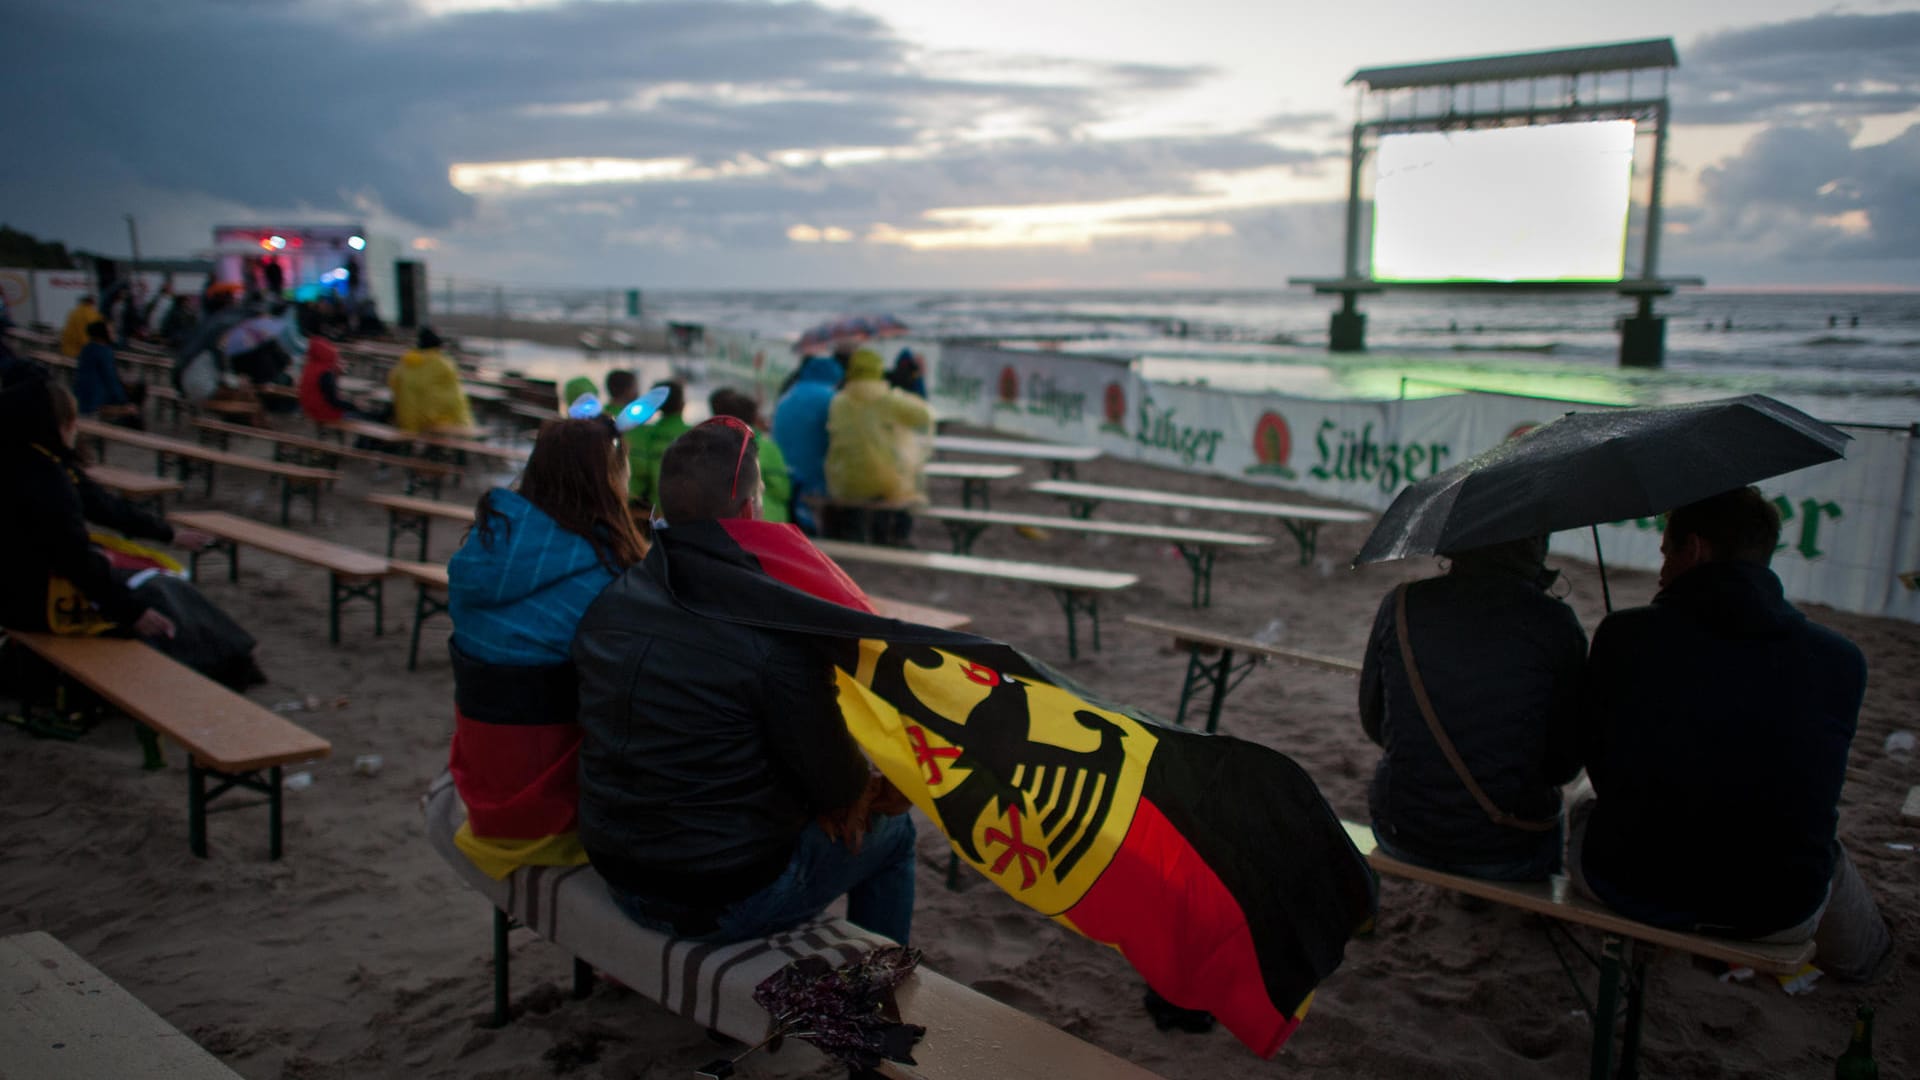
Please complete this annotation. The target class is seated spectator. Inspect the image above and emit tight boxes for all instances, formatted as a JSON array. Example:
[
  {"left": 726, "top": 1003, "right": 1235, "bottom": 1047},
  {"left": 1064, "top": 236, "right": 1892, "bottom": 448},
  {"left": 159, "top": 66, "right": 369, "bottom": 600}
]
[
  {"left": 709, "top": 387, "right": 791, "bottom": 524},
  {"left": 621, "top": 379, "right": 689, "bottom": 513},
  {"left": 0, "top": 370, "right": 261, "bottom": 688},
  {"left": 59, "top": 295, "right": 103, "bottom": 358},
  {"left": 825, "top": 347, "right": 933, "bottom": 544},
  {"left": 1573, "top": 487, "right": 1893, "bottom": 980},
  {"left": 388, "top": 327, "right": 474, "bottom": 433},
  {"left": 296, "top": 309, "right": 361, "bottom": 426},
  {"left": 772, "top": 355, "right": 841, "bottom": 533},
  {"left": 72, "top": 321, "right": 143, "bottom": 427},
  {"left": 1359, "top": 536, "right": 1585, "bottom": 881},
  {"left": 574, "top": 418, "right": 915, "bottom": 944},
  {"left": 887, "top": 348, "right": 926, "bottom": 398},
  {"left": 447, "top": 418, "right": 647, "bottom": 878},
  {"left": 604, "top": 369, "right": 639, "bottom": 413}
]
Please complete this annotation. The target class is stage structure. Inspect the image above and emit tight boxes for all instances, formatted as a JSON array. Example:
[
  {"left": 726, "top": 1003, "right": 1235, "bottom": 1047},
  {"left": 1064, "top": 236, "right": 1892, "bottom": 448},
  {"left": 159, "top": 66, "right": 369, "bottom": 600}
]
[{"left": 1290, "top": 39, "right": 1700, "bottom": 367}]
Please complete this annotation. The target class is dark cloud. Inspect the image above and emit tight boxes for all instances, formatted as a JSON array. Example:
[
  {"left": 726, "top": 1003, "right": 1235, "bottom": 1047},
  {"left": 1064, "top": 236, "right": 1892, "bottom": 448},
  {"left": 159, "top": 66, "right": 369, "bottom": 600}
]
[
  {"left": 1676, "top": 12, "right": 1920, "bottom": 125},
  {"left": 1677, "top": 119, "right": 1920, "bottom": 262}
]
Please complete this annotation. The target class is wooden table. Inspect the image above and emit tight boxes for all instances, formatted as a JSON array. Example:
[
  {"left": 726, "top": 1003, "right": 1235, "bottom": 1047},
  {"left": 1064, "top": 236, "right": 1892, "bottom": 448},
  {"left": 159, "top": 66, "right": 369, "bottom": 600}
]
[
  {"left": 77, "top": 420, "right": 339, "bottom": 525},
  {"left": 85, "top": 465, "right": 183, "bottom": 514},
  {"left": 921, "top": 462, "right": 1022, "bottom": 510},
  {"left": 935, "top": 435, "right": 1103, "bottom": 479},
  {"left": 365, "top": 493, "right": 475, "bottom": 559},
  {"left": 1124, "top": 614, "right": 1359, "bottom": 730},
  {"left": 870, "top": 595, "right": 972, "bottom": 631},
  {"left": 1031, "top": 480, "right": 1371, "bottom": 565},
  {"left": 0, "top": 931, "right": 245, "bottom": 1078}
]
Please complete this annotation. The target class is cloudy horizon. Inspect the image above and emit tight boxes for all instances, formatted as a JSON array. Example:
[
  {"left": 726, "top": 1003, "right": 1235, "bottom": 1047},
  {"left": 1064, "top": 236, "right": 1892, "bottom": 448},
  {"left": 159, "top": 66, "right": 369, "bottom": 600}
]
[{"left": 4, "top": 0, "right": 1918, "bottom": 291}]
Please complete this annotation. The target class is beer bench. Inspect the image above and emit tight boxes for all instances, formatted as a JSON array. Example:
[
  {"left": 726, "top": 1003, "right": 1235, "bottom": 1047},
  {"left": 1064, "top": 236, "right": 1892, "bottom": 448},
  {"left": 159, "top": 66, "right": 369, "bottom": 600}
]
[
  {"left": 3, "top": 633, "right": 330, "bottom": 859},
  {"left": 0, "top": 931, "right": 244, "bottom": 1077},
  {"left": 366, "top": 493, "right": 476, "bottom": 559},
  {"left": 922, "top": 462, "right": 1022, "bottom": 510},
  {"left": 85, "top": 465, "right": 184, "bottom": 516},
  {"left": 168, "top": 511, "right": 390, "bottom": 645},
  {"left": 922, "top": 508, "right": 1272, "bottom": 607},
  {"left": 813, "top": 540, "right": 1136, "bottom": 660},
  {"left": 1124, "top": 614, "right": 1360, "bottom": 731},
  {"left": 422, "top": 775, "right": 1165, "bottom": 1080},
  {"left": 1030, "top": 480, "right": 1371, "bottom": 566},
  {"left": 1344, "top": 821, "right": 1816, "bottom": 1080},
  {"left": 76, "top": 420, "right": 339, "bottom": 525},
  {"left": 934, "top": 434, "right": 1103, "bottom": 480},
  {"left": 192, "top": 418, "right": 461, "bottom": 497}
]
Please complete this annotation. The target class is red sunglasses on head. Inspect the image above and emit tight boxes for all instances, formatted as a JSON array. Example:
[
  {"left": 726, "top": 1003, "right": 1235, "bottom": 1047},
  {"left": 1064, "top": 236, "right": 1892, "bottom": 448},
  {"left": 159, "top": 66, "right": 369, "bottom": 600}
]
[{"left": 702, "top": 416, "right": 755, "bottom": 501}]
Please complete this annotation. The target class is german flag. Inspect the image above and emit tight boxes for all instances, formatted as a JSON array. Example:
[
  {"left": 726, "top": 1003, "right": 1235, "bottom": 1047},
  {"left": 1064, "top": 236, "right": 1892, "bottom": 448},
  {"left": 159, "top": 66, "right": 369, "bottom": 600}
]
[{"left": 658, "top": 518, "right": 1377, "bottom": 1056}]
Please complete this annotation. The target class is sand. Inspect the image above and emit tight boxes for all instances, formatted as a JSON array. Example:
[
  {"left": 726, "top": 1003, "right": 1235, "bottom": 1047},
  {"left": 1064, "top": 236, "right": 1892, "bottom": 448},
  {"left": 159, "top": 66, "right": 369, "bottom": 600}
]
[{"left": 2, "top": 391, "right": 1914, "bottom": 1079}]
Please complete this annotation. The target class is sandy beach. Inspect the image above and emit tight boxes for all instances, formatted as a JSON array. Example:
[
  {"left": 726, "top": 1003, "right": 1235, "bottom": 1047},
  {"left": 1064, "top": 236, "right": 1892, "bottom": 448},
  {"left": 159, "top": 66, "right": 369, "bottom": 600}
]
[{"left": 2, "top": 386, "right": 1913, "bottom": 1079}]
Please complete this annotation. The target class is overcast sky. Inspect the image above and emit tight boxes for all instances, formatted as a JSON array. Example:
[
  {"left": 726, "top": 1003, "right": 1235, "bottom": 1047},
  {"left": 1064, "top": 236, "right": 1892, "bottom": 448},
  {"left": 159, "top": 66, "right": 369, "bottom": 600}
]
[{"left": 4, "top": 0, "right": 1918, "bottom": 289}]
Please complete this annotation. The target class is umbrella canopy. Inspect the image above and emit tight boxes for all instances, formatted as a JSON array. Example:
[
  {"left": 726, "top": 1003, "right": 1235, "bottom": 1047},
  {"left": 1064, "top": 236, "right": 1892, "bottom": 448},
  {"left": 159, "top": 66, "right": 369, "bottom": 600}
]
[
  {"left": 793, "top": 313, "right": 909, "bottom": 354},
  {"left": 1354, "top": 394, "right": 1849, "bottom": 565}
]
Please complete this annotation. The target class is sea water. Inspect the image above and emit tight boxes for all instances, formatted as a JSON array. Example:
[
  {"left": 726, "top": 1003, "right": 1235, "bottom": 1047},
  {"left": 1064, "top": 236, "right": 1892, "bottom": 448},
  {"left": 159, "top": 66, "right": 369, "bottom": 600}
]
[{"left": 457, "top": 288, "right": 1920, "bottom": 428}]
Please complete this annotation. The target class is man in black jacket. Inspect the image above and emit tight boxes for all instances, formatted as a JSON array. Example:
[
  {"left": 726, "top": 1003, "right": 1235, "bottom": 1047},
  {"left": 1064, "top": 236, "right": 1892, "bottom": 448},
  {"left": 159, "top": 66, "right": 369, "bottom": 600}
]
[
  {"left": 1360, "top": 535, "right": 1587, "bottom": 880},
  {"left": 573, "top": 418, "right": 915, "bottom": 944},
  {"left": 1573, "top": 486, "right": 1891, "bottom": 981}
]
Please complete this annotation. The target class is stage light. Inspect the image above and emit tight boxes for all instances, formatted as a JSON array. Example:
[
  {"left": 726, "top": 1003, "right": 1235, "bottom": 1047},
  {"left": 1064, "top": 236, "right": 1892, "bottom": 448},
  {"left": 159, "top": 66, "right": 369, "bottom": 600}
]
[
  {"left": 268, "top": 235, "right": 287, "bottom": 250},
  {"left": 347, "top": 235, "right": 366, "bottom": 251}
]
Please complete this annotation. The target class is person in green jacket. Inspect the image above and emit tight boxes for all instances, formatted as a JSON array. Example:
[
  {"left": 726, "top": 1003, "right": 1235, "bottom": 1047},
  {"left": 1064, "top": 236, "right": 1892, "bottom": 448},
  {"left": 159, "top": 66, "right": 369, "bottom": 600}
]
[
  {"left": 624, "top": 379, "right": 689, "bottom": 512},
  {"left": 709, "top": 387, "right": 791, "bottom": 524}
]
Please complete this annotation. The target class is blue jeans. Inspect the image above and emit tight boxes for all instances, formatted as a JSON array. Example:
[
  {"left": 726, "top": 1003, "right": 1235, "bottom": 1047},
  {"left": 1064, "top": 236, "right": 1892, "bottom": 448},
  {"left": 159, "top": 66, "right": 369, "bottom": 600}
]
[{"left": 613, "top": 813, "right": 917, "bottom": 945}]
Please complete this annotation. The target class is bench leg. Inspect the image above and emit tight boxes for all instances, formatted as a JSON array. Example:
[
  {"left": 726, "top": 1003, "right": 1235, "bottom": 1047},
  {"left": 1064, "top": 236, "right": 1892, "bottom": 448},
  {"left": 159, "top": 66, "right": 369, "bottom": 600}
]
[
  {"left": 189, "top": 758, "right": 208, "bottom": 858},
  {"left": 1618, "top": 947, "right": 1648, "bottom": 1080},
  {"left": 136, "top": 723, "right": 165, "bottom": 770},
  {"left": 1173, "top": 543, "right": 1217, "bottom": 608},
  {"left": 961, "top": 477, "right": 988, "bottom": 511},
  {"left": 1588, "top": 935, "right": 1628, "bottom": 1080},
  {"left": 1174, "top": 645, "right": 1257, "bottom": 732},
  {"left": 330, "top": 576, "right": 385, "bottom": 645},
  {"left": 572, "top": 957, "right": 593, "bottom": 1000},
  {"left": 409, "top": 585, "right": 449, "bottom": 672},
  {"left": 1283, "top": 520, "right": 1320, "bottom": 567},
  {"left": 1066, "top": 498, "right": 1099, "bottom": 520},
  {"left": 941, "top": 520, "right": 988, "bottom": 556},
  {"left": 1050, "top": 590, "right": 1101, "bottom": 660},
  {"left": 491, "top": 907, "right": 512, "bottom": 1028},
  {"left": 269, "top": 765, "right": 284, "bottom": 861},
  {"left": 1050, "top": 461, "right": 1076, "bottom": 481}
]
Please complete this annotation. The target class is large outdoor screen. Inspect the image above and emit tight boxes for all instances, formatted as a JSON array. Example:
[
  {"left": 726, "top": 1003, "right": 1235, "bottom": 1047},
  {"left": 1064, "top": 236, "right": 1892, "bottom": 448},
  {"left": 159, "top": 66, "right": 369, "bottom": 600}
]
[{"left": 1369, "top": 119, "right": 1636, "bottom": 284}]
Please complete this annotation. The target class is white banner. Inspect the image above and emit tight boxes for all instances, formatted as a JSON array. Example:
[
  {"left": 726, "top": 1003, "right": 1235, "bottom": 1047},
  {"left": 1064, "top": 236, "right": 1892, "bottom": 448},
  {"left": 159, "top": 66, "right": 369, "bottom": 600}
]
[
  {"left": 29, "top": 269, "right": 94, "bottom": 327},
  {"left": 933, "top": 344, "right": 1136, "bottom": 448}
]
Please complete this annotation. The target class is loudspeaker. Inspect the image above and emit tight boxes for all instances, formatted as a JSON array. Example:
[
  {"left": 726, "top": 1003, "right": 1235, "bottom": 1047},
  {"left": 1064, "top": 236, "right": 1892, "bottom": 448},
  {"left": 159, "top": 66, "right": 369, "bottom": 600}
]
[{"left": 395, "top": 260, "right": 429, "bottom": 328}]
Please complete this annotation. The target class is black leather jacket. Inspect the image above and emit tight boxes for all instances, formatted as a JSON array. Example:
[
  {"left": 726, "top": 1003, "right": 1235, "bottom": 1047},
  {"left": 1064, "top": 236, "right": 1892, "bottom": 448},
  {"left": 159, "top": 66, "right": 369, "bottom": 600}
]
[{"left": 571, "top": 535, "right": 869, "bottom": 910}]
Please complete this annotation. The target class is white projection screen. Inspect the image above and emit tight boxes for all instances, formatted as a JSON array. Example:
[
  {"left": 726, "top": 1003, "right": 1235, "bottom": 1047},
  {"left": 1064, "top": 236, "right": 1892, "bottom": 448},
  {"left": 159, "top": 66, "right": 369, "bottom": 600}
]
[{"left": 1369, "top": 119, "right": 1637, "bottom": 283}]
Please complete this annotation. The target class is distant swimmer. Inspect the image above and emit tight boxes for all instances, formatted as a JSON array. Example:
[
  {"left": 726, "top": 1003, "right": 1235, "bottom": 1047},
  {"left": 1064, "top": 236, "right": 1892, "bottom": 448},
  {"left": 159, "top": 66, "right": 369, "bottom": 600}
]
[
  {"left": 1850, "top": 314, "right": 1860, "bottom": 328},
  {"left": 1723, "top": 318, "right": 1733, "bottom": 331},
  {"left": 1829, "top": 315, "right": 1839, "bottom": 328}
]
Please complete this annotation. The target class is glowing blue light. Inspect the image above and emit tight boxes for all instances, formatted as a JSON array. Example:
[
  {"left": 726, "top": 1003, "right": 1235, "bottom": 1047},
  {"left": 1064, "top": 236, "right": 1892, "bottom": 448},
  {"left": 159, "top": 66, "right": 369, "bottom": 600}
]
[
  {"left": 347, "top": 235, "right": 366, "bottom": 251},
  {"left": 567, "top": 393, "right": 603, "bottom": 419},
  {"left": 615, "top": 386, "right": 671, "bottom": 433}
]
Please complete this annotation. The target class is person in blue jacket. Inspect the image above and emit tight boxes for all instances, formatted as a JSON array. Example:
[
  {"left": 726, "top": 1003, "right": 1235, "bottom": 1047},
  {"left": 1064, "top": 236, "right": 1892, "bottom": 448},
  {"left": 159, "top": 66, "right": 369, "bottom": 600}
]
[
  {"left": 73, "top": 321, "right": 141, "bottom": 425},
  {"left": 771, "top": 354, "right": 841, "bottom": 534}
]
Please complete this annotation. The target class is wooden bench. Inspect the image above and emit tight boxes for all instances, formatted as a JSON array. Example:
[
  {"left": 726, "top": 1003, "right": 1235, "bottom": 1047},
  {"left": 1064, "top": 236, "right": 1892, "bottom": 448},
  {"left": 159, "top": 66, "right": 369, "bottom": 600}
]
[
  {"left": 1124, "top": 614, "right": 1360, "bottom": 731},
  {"left": 85, "top": 465, "right": 184, "bottom": 515},
  {"left": 192, "top": 418, "right": 460, "bottom": 497},
  {"left": 1, "top": 931, "right": 245, "bottom": 1078},
  {"left": 1343, "top": 821, "right": 1816, "bottom": 1080},
  {"left": 923, "top": 508, "right": 1272, "bottom": 608},
  {"left": 168, "top": 511, "right": 390, "bottom": 645},
  {"left": 871, "top": 595, "right": 972, "bottom": 631},
  {"left": 4, "top": 633, "right": 331, "bottom": 858},
  {"left": 935, "top": 434, "right": 1104, "bottom": 480},
  {"left": 410, "top": 430, "right": 529, "bottom": 470},
  {"left": 421, "top": 775, "right": 1165, "bottom": 1080},
  {"left": 922, "top": 462, "right": 1022, "bottom": 510},
  {"left": 367, "top": 493, "right": 476, "bottom": 560},
  {"left": 1031, "top": 480, "right": 1372, "bottom": 565},
  {"left": 77, "top": 420, "right": 340, "bottom": 526},
  {"left": 813, "top": 540, "right": 1136, "bottom": 659}
]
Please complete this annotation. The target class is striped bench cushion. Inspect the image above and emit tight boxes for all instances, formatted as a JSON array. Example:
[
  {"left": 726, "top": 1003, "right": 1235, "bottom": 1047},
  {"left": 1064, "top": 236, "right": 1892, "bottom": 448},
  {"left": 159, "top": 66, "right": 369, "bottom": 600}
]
[{"left": 421, "top": 771, "right": 892, "bottom": 1042}]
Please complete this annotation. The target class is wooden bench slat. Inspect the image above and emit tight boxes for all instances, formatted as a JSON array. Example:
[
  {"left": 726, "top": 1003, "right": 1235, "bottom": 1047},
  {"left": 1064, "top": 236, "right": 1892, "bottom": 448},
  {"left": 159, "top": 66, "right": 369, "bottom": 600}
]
[
  {"left": 85, "top": 465, "right": 184, "bottom": 499},
  {"left": 1124, "top": 614, "right": 1361, "bottom": 673},
  {"left": 1342, "top": 821, "right": 1817, "bottom": 975},
  {"left": 5, "top": 633, "right": 330, "bottom": 773},
  {"left": 168, "top": 511, "right": 389, "bottom": 578},
  {"left": 76, "top": 421, "right": 339, "bottom": 482},
  {"left": 887, "top": 966, "right": 1165, "bottom": 1080},
  {"left": 924, "top": 508, "right": 1273, "bottom": 549},
  {"left": 0, "top": 931, "right": 245, "bottom": 1079},
  {"left": 192, "top": 419, "right": 461, "bottom": 477},
  {"left": 934, "top": 435, "right": 1104, "bottom": 463},
  {"left": 814, "top": 540, "right": 1137, "bottom": 591},
  {"left": 1032, "top": 480, "right": 1371, "bottom": 524},
  {"left": 386, "top": 559, "right": 449, "bottom": 588},
  {"left": 365, "top": 494, "right": 476, "bottom": 523},
  {"left": 869, "top": 595, "right": 972, "bottom": 631},
  {"left": 922, "top": 462, "right": 1024, "bottom": 481}
]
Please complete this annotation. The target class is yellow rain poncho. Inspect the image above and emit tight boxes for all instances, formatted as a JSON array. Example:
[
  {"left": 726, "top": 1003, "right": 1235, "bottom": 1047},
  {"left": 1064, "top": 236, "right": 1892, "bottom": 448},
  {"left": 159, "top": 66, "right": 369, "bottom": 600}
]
[
  {"left": 388, "top": 346, "right": 476, "bottom": 432},
  {"left": 825, "top": 348, "right": 933, "bottom": 502}
]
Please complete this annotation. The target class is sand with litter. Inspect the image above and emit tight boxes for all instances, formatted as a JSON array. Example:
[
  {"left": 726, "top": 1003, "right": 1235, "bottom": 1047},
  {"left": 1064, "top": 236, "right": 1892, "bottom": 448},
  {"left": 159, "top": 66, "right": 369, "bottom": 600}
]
[{"left": 2, "top": 400, "right": 1914, "bottom": 1079}]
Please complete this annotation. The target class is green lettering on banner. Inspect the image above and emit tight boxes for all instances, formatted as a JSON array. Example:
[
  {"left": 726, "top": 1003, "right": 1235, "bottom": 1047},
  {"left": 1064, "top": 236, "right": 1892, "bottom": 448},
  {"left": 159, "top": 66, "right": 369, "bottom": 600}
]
[
  {"left": 934, "top": 368, "right": 984, "bottom": 408},
  {"left": 1307, "top": 418, "right": 1449, "bottom": 493},
  {"left": 1023, "top": 374, "right": 1086, "bottom": 427},
  {"left": 1794, "top": 498, "right": 1843, "bottom": 560},
  {"left": 1133, "top": 394, "right": 1225, "bottom": 467}
]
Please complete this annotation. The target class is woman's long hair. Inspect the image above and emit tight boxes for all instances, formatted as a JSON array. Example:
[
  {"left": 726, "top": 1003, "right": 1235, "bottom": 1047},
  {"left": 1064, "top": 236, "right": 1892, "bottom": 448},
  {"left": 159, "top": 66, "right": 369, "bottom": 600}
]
[{"left": 471, "top": 418, "right": 645, "bottom": 572}]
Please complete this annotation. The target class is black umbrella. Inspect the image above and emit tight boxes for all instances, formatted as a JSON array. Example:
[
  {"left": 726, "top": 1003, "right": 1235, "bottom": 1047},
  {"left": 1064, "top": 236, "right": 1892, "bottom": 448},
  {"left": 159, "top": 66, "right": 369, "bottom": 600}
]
[{"left": 1353, "top": 394, "right": 1849, "bottom": 604}]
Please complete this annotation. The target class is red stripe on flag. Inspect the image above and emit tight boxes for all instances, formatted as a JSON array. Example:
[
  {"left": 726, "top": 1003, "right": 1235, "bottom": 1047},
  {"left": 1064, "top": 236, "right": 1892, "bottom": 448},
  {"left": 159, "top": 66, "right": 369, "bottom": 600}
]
[
  {"left": 1062, "top": 797, "right": 1299, "bottom": 1057},
  {"left": 449, "top": 711, "right": 582, "bottom": 840},
  {"left": 720, "top": 519, "right": 877, "bottom": 612}
]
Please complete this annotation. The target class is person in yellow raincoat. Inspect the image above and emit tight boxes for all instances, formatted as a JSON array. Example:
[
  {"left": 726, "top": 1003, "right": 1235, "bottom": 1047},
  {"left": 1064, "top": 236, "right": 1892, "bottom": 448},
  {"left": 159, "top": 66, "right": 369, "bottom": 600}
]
[
  {"left": 825, "top": 347, "right": 932, "bottom": 544},
  {"left": 388, "top": 327, "right": 475, "bottom": 432},
  {"left": 59, "top": 295, "right": 105, "bottom": 358}
]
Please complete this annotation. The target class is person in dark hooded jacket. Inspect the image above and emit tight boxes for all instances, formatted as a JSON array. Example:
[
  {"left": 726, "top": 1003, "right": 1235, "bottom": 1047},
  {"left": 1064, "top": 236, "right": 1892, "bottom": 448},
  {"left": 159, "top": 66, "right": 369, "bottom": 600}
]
[
  {"left": 1359, "top": 534, "right": 1586, "bottom": 880},
  {"left": 771, "top": 354, "right": 841, "bottom": 533},
  {"left": 0, "top": 369, "right": 215, "bottom": 641},
  {"left": 1572, "top": 486, "right": 1892, "bottom": 981}
]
